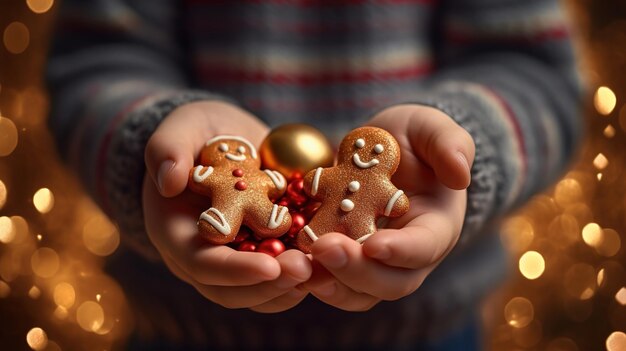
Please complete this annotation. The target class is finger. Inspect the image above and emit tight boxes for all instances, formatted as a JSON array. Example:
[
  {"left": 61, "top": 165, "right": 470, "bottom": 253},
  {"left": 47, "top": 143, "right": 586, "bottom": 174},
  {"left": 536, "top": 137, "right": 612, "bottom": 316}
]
[
  {"left": 193, "top": 251, "right": 311, "bottom": 308},
  {"left": 306, "top": 279, "right": 380, "bottom": 312},
  {"left": 311, "top": 233, "right": 428, "bottom": 301},
  {"left": 406, "top": 108, "right": 475, "bottom": 189},
  {"left": 249, "top": 288, "right": 309, "bottom": 313}
]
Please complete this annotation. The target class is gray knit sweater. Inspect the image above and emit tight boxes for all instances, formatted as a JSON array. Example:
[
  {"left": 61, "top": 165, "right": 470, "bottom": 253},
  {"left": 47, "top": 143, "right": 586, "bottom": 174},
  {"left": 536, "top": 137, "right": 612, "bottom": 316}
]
[{"left": 47, "top": 0, "right": 583, "bottom": 349}]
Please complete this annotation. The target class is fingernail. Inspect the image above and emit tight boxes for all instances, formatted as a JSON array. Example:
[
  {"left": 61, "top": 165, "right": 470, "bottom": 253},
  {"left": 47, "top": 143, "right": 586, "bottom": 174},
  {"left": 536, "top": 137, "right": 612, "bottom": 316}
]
[
  {"left": 157, "top": 160, "right": 175, "bottom": 193},
  {"left": 312, "top": 282, "right": 336, "bottom": 297},
  {"left": 456, "top": 152, "right": 470, "bottom": 172},
  {"left": 316, "top": 247, "right": 348, "bottom": 269}
]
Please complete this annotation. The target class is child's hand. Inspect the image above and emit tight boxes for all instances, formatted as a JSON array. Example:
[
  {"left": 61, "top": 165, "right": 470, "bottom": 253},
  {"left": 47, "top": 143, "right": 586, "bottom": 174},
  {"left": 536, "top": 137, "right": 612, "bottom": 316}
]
[
  {"left": 303, "top": 104, "right": 475, "bottom": 311},
  {"left": 142, "top": 101, "right": 312, "bottom": 312}
]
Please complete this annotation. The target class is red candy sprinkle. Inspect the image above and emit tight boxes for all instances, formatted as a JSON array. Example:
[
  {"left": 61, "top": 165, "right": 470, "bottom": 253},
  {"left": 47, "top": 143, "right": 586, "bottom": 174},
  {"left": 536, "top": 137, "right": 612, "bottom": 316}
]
[
  {"left": 256, "top": 238, "right": 286, "bottom": 257},
  {"left": 288, "top": 212, "right": 306, "bottom": 237},
  {"left": 232, "top": 169, "right": 244, "bottom": 177},
  {"left": 235, "top": 180, "right": 247, "bottom": 191}
]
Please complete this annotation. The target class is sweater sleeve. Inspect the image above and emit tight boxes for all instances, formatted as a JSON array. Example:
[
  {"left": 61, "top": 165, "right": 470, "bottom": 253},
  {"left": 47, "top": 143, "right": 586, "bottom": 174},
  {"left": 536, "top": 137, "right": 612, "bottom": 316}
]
[
  {"left": 46, "top": 0, "right": 232, "bottom": 258},
  {"left": 411, "top": 0, "right": 584, "bottom": 245}
]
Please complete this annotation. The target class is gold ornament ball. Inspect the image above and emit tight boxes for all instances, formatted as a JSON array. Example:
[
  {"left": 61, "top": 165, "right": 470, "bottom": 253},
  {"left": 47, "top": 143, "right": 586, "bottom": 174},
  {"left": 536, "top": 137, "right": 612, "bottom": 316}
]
[{"left": 260, "top": 124, "right": 334, "bottom": 178}]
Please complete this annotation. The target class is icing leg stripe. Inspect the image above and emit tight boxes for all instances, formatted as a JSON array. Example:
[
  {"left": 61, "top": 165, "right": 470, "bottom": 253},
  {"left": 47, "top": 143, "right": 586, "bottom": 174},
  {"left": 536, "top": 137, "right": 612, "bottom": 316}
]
[
  {"left": 199, "top": 208, "right": 231, "bottom": 236},
  {"left": 384, "top": 190, "right": 404, "bottom": 216},
  {"left": 311, "top": 167, "right": 323, "bottom": 196},
  {"left": 303, "top": 225, "right": 318, "bottom": 242},
  {"left": 193, "top": 166, "right": 214, "bottom": 183},
  {"left": 356, "top": 233, "right": 373, "bottom": 244},
  {"left": 264, "top": 170, "right": 286, "bottom": 190},
  {"left": 268, "top": 204, "right": 288, "bottom": 229}
]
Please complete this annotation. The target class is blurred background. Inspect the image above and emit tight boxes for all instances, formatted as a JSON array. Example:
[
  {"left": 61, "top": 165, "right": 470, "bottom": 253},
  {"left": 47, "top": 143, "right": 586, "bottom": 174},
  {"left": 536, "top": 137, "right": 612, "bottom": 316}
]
[{"left": 0, "top": 0, "right": 625, "bottom": 350}]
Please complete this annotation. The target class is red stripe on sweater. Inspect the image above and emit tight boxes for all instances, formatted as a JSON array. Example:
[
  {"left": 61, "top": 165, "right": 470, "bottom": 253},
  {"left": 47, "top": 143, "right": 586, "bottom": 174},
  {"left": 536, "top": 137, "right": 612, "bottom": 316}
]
[{"left": 197, "top": 62, "right": 433, "bottom": 85}]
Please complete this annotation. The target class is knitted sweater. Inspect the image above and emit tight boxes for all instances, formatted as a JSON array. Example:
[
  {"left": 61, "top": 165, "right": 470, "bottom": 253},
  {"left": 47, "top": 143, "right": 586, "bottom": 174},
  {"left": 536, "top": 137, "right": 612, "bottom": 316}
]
[{"left": 47, "top": 0, "right": 583, "bottom": 349}]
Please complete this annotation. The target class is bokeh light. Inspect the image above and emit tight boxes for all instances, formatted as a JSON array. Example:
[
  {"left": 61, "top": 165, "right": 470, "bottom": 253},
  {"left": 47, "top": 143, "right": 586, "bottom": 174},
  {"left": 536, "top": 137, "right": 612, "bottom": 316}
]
[
  {"left": 28, "top": 285, "right": 41, "bottom": 299},
  {"left": 594, "top": 86, "right": 617, "bottom": 115},
  {"left": 519, "top": 251, "right": 545, "bottom": 280},
  {"left": 554, "top": 178, "right": 583, "bottom": 207},
  {"left": 606, "top": 331, "right": 626, "bottom": 351},
  {"left": 593, "top": 153, "right": 609, "bottom": 170},
  {"left": 0, "top": 179, "right": 7, "bottom": 209},
  {"left": 30, "top": 247, "right": 59, "bottom": 278},
  {"left": 501, "top": 216, "right": 535, "bottom": 252},
  {"left": 0, "top": 116, "right": 19, "bottom": 156},
  {"left": 53, "top": 282, "right": 75, "bottom": 308},
  {"left": 76, "top": 301, "right": 105, "bottom": 332},
  {"left": 582, "top": 222, "right": 603, "bottom": 248},
  {"left": 595, "top": 228, "right": 621, "bottom": 257},
  {"left": 3, "top": 21, "right": 29, "bottom": 54},
  {"left": 564, "top": 263, "right": 596, "bottom": 300},
  {"left": 26, "top": 327, "right": 48, "bottom": 351},
  {"left": 33, "top": 188, "right": 54, "bottom": 214},
  {"left": 504, "top": 297, "right": 534, "bottom": 328},
  {"left": 616, "top": 287, "right": 626, "bottom": 306},
  {"left": 26, "top": 0, "right": 54, "bottom": 14},
  {"left": 604, "top": 125, "right": 616, "bottom": 138},
  {"left": 0, "top": 216, "right": 15, "bottom": 243},
  {"left": 82, "top": 215, "right": 120, "bottom": 256}
]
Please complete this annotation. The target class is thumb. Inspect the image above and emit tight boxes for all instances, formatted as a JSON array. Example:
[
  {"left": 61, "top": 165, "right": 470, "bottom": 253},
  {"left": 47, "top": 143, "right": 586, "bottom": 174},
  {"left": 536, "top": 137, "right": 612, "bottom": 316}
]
[
  {"left": 407, "top": 108, "right": 475, "bottom": 190},
  {"left": 144, "top": 108, "right": 206, "bottom": 198}
]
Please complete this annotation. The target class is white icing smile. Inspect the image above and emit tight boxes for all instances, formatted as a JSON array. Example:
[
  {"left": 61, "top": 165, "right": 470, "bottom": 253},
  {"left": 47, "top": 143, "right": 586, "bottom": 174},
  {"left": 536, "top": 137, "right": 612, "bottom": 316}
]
[
  {"left": 353, "top": 153, "right": 379, "bottom": 169},
  {"left": 225, "top": 153, "right": 246, "bottom": 161}
]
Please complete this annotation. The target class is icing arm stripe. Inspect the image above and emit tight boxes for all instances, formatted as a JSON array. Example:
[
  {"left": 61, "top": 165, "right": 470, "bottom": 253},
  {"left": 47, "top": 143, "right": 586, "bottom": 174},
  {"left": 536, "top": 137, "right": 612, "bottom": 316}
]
[
  {"left": 384, "top": 190, "right": 405, "bottom": 216},
  {"left": 352, "top": 154, "right": 379, "bottom": 169},
  {"left": 311, "top": 167, "right": 323, "bottom": 196},
  {"left": 303, "top": 225, "right": 318, "bottom": 242},
  {"left": 199, "top": 208, "right": 231, "bottom": 236},
  {"left": 193, "top": 165, "right": 214, "bottom": 183},
  {"left": 264, "top": 170, "right": 286, "bottom": 190},
  {"left": 268, "top": 204, "right": 288, "bottom": 229}
]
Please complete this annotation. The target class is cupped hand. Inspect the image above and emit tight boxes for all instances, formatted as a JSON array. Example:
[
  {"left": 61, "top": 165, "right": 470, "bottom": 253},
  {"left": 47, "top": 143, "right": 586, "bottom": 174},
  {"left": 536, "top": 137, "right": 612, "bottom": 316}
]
[
  {"left": 303, "top": 104, "right": 475, "bottom": 311},
  {"left": 142, "top": 101, "right": 311, "bottom": 312}
]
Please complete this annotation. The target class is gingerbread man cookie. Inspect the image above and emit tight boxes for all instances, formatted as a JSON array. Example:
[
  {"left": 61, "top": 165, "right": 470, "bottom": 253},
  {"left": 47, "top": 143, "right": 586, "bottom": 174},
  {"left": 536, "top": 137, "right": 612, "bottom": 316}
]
[
  {"left": 295, "top": 127, "right": 409, "bottom": 253},
  {"left": 188, "top": 135, "right": 292, "bottom": 245}
]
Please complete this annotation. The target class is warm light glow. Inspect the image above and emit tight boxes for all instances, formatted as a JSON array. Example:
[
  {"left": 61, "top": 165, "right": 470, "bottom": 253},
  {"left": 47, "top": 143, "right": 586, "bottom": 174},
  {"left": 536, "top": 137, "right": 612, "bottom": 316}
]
[
  {"left": 604, "top": 125, "right": 616, "bottom": 138},
  {"left": 26, "top": 0, "right": 54, "bottom": 14},
  {"left": 597, "top": 173, "right": 603, "bottom": 181},
  {"left": 0, "top": 280, "right": 10, "bottom": 298},
  {"left": 96, "top": 293, "right": 102, "bottom": 302},
  {"left": 598, "top": 268, "right": 606, "bottom": 286},
  {"left": 582, "top": 222, "right": 603, "bottom": 248},
  {"left": 593, "top": 153, "right": 609, "bottom": 170},
  {"left": 9, "top": 216, "right": 29, "bottom": 243},
  {"left": 77, "top": 301, "right": 105, "bottom": 332},
  {"left": 28, "top": 285, "right": 41, "bottom": 299},
  {"left": 36, "top": 234, "right": 42, "bottom": 241},
  {"left": 596, "top": 228, "right": 621, "bottom": 257},
  {"left": 500, "top": 216, "right": 535, "bottom": 252},
  {"left": 546, "top": 337, "right": 578, "bottom": 351},
  {"left": 33, "top": 188, "right": 54, "bottom": 214},
  {"left": 606, "top": 331, "right": 626, "bottom": 351},
  {"left": 0, "top": 116, "right": 19, "bottom": 156},
  {"left": 26, "top": 327, "right": 48, "bottom": 351},
  {"left": 0, "top": 179, "right": 6, "bottom": 209},
  {"left": 519, "top": 251, "right": 545, "bottom": 280},
  {"left": 616, "top": 287, "right": 626, "bottom": 306},
  {"left": 54, "top": 282, "right": 76, "bottom": 308},
  {"left": 83, "top": 215, "right": 120, "bottom": 256},
  {"left": 53, "top": 306, "right": 68, "bottom": 320},
  {"left": 0, "top": 216, "right": 15, "bottom": 243},
  {"left": 3, "top": 22, "right": 30, "bottom": 54},
  {"left": 31, "top": 247, "right": 60, "bottom": 278},
  {"left": 504, "top": 296, "right": 534, "bottom": 328},
  {"left": 554, "top": 178, "right": 582, "bottom": 207},
  {"left": 594, "top": 86, "right": 617, "bottom": 115},
  {"left": 564, "top": 264, "right": 596, "bottom": 300}
]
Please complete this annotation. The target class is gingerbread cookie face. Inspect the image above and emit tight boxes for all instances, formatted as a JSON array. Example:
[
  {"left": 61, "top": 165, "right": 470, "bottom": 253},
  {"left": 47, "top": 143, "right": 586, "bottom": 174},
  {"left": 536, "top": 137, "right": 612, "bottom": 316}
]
[
  {"left": 189, "top": 135, "right": 292, "bottom": 245},
  {"left": 296, "top": 127, "right": 409, "bottom": 253}
]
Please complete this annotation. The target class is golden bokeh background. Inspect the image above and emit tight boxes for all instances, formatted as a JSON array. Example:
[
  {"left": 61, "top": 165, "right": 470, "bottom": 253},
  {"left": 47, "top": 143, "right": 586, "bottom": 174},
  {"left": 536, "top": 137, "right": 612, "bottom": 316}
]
[{"left": 0, "top": 0, "right": 625, "bottom": 350}]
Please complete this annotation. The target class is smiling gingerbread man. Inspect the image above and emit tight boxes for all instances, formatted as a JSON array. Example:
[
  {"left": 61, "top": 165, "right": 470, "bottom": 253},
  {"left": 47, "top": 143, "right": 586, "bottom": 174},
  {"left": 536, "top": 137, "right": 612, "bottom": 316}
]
[
  {"left": 188, "top": 135, "right": 291, "bottom": 245},
  {"left": 295, "top": 127, "right": 409, "bottom": 253}
]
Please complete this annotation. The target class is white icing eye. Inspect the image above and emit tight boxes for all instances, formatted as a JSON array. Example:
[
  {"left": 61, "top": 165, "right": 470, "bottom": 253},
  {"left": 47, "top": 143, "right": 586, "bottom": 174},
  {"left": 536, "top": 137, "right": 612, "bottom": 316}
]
[
  {"left": 237, "top": 145, "right": 246, "bottom": 154},
  {"left": 355, "top": 138, "right": 365, "bottom": 148},
  {"left": 218, "top": 143, "right": 229, "bottom": 152},
  {"left": 374, "top": 144, "right": 384, "bottom": 154}
]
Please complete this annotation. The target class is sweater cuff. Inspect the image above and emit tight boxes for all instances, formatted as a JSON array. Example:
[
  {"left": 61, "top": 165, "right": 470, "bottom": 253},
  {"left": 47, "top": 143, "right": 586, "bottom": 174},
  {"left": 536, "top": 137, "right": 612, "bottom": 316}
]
[
  {"left": 407, "top": 82, "right": 522, "bottom": 246},
  {"left": 104, "top": 91, "right": 236, "bottom": 260}
]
